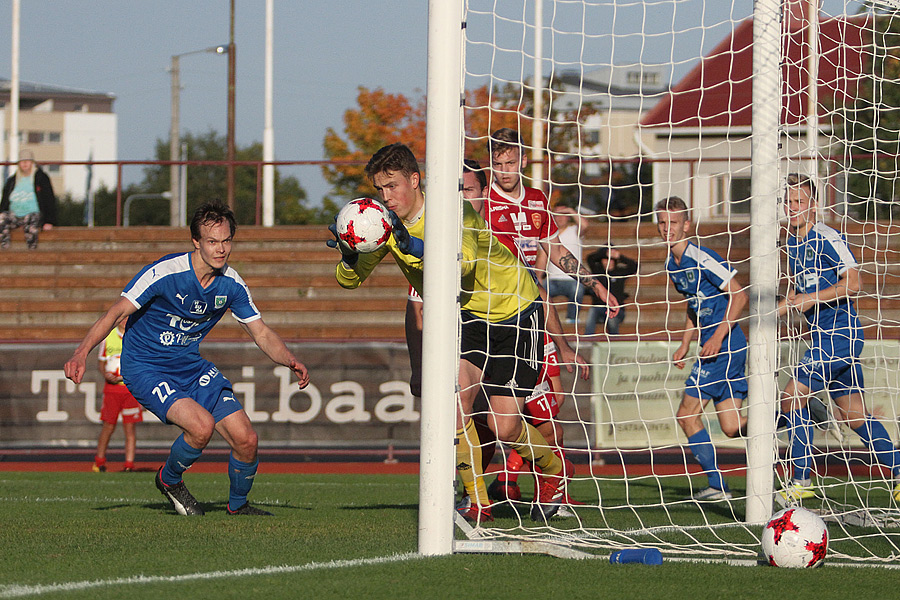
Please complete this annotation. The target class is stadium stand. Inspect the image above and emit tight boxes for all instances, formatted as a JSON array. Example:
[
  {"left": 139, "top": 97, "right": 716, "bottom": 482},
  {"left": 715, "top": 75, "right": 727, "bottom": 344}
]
[{"left": 0, "top": 221, "right": 894, "bottom": 342}]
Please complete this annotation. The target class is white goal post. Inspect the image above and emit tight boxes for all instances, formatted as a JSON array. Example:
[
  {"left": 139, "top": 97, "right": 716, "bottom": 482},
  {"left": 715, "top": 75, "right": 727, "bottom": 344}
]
[{"left": 420, "top": 0, "right": 900, "bottom": 565}]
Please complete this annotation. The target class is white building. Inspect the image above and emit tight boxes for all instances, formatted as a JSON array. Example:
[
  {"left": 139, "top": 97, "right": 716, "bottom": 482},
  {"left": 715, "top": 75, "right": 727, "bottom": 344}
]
[{"left": 0, "top": 79, "right": 117, "bottom": 199}]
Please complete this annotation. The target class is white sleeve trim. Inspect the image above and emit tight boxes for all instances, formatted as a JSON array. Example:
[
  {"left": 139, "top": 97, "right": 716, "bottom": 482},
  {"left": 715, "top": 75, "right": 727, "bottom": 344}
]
[
  {"left": 685, "top": 244, "right": 735, "bottom": 290},
  {"left": 814, "top": 222, "right": 857, "bottom": 275}
]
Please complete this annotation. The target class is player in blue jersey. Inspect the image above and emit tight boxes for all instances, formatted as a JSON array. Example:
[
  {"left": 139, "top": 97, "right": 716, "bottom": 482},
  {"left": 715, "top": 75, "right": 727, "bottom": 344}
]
[
  {"left": 656, "top": 196, "right": 748, "bottom": 501},
  {"left": 64, "top": 202, "right": 310, "bottom": 516},
  {"left": 778, "top": 174, "right": 900, "bottom": 502}
]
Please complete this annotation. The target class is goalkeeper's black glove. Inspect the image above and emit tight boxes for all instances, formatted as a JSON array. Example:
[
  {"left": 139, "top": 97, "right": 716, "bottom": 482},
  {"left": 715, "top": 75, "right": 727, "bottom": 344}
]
[
  {"left": 388, "top": 210, "right": 424, "bottom": 259},
  {"left": 326, "top": 218, "right": 359, "bottom": 267}
]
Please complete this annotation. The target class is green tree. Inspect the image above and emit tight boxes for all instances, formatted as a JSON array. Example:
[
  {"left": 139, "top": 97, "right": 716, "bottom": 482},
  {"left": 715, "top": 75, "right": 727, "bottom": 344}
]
[
  {"left": 839, "top": 12, "right": 900, "bottom": 220},
  {"left": 139, "top": 129, "right": 317, "bottom": 225}
]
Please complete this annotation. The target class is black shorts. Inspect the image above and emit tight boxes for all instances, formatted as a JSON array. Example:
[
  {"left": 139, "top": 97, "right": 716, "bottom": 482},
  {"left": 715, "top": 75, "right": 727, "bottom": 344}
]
[{"left": 460, "top": 302, "right": 544, "bottom": 398}]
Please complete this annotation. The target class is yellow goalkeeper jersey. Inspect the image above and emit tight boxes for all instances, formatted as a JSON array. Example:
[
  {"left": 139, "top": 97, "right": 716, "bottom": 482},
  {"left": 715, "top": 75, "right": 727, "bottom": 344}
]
[{"left": 335, "top": 200, "right": 539, "bottom": 323}]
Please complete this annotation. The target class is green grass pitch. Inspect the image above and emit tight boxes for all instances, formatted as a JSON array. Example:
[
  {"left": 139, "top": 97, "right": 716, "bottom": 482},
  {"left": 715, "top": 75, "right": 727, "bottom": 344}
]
[{"left": 0, "top": 471, "right": 895, "bottom": 599}]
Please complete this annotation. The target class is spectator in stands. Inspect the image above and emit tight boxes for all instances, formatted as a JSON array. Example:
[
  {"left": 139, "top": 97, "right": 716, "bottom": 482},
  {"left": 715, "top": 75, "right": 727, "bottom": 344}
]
[
  {"left": 93, "top": 320, "right": 143, "bottom": 473},
  {"left": 0, "top": 149, "right": 57, "bottom": 249},
  {"left": 545, "top": 205, "right": 587, "bottom": 324},
  {"left": 585, "top": 246, "right": 637, "bottom": 335}
]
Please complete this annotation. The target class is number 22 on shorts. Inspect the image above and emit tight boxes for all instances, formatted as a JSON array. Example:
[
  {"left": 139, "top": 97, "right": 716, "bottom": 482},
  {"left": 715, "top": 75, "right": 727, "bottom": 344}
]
[{"left": 152, "top": 381, "right": 176, "bottom": 404}]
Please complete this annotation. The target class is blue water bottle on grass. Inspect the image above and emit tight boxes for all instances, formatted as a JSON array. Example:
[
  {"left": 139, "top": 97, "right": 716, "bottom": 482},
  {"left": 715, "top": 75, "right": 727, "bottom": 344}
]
[{"left": 609, "top": 548, "right": 663, "bottom": 565}]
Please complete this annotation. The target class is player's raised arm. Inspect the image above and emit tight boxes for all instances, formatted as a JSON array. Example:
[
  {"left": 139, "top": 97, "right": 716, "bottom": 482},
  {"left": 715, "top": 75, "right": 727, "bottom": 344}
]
[
  {"left": 240, "top": 318, "right": 310, "bottom": 388},
  {"left": 64, "top": 296, "right": 136, "bottom": 384},
  {"left": 547, "top": 241, "right": 620, "bottom": 317}
]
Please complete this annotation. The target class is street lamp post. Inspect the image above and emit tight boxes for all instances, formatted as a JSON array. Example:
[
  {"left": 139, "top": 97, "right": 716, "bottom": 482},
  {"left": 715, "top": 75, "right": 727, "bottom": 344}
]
[{"left": 169, "top": 45, "right": 227, "bottom": 227}]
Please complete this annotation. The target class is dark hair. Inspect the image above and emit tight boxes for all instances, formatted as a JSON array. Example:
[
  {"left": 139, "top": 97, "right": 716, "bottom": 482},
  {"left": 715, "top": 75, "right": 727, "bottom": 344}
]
[
  {"left": 654, "top": 196, "right": 690, "bottom": 216},
  {"left": 786, "top": 173, "right": 816, "bottom": 199},
  {"left": 365, "top": 143, "right": 421, "bottom": 182},
  {"left": 463, "top": 158, "right": 488, "bottom": 191},
  {"left": 488, "top": 127, "right": 522, "bottom": 157},
  {"left": 190, "top": 202, "right": 236, "bottom": 241}
]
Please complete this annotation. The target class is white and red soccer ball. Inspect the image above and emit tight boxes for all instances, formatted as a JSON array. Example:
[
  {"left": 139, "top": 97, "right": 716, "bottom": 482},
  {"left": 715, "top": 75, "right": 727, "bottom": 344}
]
[
  {"left": 761, "top": 507, "right": 828, "bottom": 568},
  {"left": 335, "top": 198, "right": 392, "bottom": 253}
]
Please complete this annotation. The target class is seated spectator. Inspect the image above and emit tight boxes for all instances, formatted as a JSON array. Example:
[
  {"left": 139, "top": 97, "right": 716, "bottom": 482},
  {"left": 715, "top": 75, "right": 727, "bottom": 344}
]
[
  {"left": 585, "top": 246, "right": 637, "bottom": 335},
  {"left": 0, "top": 149, "right": 57, "bottom": 250}
]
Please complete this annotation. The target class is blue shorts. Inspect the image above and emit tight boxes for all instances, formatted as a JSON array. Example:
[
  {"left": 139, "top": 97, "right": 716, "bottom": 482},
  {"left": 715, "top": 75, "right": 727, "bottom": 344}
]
[
  {"left": 122, "top": 359, "right": 242, "bottom": 425},
  {"left": 685, "top": 346, "right": 748, "bottom": 404},
  {"left": 795, "top": 346, "right": 865, "bottom": 400}
]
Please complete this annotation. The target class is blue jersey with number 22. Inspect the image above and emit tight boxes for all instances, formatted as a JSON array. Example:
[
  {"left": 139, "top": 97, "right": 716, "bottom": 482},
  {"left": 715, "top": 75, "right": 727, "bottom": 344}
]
[{"left": 119, "top": 252, "right": 260, "bottom": 375}]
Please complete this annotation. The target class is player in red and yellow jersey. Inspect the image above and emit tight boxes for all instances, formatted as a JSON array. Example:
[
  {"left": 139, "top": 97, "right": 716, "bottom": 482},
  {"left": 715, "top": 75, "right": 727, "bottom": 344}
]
[
  {"left": 483, "top": 128, "right": 613, "bottom": 505},
  {"left": 93, "top": 321, "right": 143, "bottom": 472}
]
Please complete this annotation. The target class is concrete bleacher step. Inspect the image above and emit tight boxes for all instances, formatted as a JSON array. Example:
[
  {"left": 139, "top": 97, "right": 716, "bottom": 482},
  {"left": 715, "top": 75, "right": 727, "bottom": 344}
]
[{"left": 3, "top": 221, "right": 900, "bottom": 343}]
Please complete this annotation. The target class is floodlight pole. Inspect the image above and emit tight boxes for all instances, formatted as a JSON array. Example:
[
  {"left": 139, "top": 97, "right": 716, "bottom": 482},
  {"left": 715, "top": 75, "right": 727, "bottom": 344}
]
[
  {"left": 226, "top": 0, "right": 236, "bottom": 211},
  {"left": 169, "top": 45, "right": 228, "bottom": 227}
]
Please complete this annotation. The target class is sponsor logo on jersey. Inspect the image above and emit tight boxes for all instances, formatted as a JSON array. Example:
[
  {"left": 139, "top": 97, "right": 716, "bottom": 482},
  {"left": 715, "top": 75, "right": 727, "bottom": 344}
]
[
  {"left": 199, "top": 366, "right": 219, "bottom": 386},
  {"left": 175, "top": 293, "right": 187, "bottom": 305},
  {"left": 498, "top": 214, "right": 508, "bottom": 223},
  {"left": 803, "top": 272, "right": 818, "bottom": 290},
  {"left": 510, "top": 212, "right": 527, "bottom": 231},
  {"left": 159, "top": 330, "right": 202, "bottom": 347},
  {"left": 527, "top": 200, "right": 543, "bottom": 209},
  {"left": 215, "top": 295, "right": 227, "bottom": 309},
  {"left": 190, "top": 300, "right": 208, "bottom": 315}
]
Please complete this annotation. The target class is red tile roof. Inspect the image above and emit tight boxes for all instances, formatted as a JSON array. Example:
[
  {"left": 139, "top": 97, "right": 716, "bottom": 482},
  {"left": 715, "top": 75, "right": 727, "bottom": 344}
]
[{"left": 640, "top": 15, "right": 871, "bottom": 129}]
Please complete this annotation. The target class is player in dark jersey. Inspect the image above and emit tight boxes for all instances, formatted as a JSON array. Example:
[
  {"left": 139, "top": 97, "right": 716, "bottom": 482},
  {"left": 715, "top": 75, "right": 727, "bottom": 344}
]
[
  {"left": 778, "top": 174, "right": 900, "bottom": 502},
  {"left": 64, "top": 202, "right": 310, "bottom": 516}
]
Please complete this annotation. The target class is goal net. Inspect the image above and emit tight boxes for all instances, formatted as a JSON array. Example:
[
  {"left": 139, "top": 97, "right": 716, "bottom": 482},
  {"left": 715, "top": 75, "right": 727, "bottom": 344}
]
[{"left": 432, "top": 0, "right": 900, "bottom": 565}]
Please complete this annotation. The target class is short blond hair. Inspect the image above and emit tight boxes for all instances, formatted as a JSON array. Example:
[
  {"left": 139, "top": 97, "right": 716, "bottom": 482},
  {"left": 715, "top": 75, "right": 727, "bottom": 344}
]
[
  {"left": 785, "top": 173, "right": 816, "bottom": 200},
  {"left": 655, "top": 196, "right": 690, "bottom": 219}
]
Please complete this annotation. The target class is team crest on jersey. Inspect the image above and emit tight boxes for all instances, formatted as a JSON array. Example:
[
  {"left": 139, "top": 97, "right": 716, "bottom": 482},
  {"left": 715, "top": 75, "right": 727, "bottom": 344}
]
[
  {"left": 686, "top": 271, "right": 696, "bottom": 282},
  {"left": 805, "top": 247, "right": 815, "bottom": 261},
  {"left": 215, "top": 295, "right": 227, "bottom": 309},
  {"left": 190, "top": 300, "right": 208, "bottom": 315},
  {"left": 531, "top": 213, "right": 542, "bottom": 229}
]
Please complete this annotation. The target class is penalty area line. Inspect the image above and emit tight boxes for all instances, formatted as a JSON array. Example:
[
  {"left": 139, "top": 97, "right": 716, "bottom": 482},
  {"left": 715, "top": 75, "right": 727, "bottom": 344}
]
[{"left": 0, "top": 552, "right": 423, "bottom": 598}]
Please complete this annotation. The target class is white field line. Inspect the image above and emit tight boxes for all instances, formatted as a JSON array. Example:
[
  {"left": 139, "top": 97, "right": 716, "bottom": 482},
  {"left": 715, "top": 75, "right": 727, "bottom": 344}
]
[{"left": 0, "top": 552, "right": 424, "bottom": 598}]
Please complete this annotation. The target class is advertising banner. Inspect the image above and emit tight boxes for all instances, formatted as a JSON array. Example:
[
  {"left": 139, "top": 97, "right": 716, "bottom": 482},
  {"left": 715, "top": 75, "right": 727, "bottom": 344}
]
[
  {"left": 591, "top": 339, "right": 900, "bottom": 449},
  {"left": 0, "top": 342, "right": 419, "bottom": 445}
]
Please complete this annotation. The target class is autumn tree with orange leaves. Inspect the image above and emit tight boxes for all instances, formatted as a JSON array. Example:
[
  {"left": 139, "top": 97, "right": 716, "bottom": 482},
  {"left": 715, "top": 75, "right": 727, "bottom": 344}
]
[
  {"left": 322, "top": 87, "right": 425, "bottom": 205},
  {"left": 323, "top": 80, "right": 600, "bottom": 209}
]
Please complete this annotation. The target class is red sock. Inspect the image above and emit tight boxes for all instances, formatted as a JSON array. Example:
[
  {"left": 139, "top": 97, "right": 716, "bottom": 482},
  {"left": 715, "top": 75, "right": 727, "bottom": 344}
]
[
  {"left": 94, "top": 456, "right": 107, "bottom": 468},
  {"left": 499, "top": 449, "right": 525, "bottom": 483},
  {"left": 124, "top": 461, "right": 135, "bottom": 470}
]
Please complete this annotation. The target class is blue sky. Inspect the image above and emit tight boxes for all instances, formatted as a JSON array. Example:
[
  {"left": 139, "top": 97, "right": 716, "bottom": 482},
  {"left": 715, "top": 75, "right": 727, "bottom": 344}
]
[
  {"left": 0, "top": 0, "right": 428, "bottom": 201},
  {"left": 0, "top": 0, "right": 856, "bottom": 205}
]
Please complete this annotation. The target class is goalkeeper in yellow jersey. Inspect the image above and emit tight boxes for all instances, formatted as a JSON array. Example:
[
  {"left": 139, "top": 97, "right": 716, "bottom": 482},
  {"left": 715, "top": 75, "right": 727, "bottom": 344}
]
[{"left": 329, "top": 143, "right": 567, "bottom": 523}]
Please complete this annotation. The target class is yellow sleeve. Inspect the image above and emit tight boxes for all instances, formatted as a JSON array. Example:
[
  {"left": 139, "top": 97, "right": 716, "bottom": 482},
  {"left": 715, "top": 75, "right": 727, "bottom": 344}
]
[{"left": 334, "top": 244, "right": 391, "bottom": 289}]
